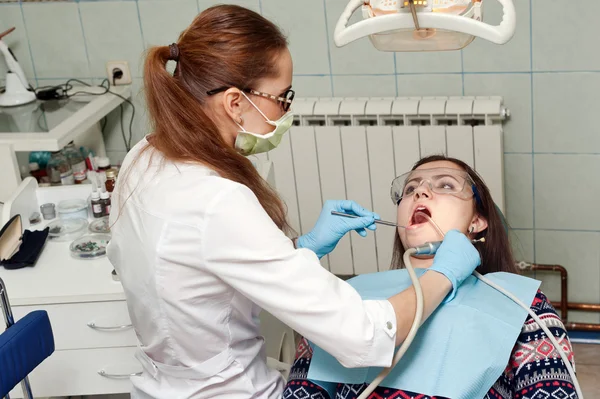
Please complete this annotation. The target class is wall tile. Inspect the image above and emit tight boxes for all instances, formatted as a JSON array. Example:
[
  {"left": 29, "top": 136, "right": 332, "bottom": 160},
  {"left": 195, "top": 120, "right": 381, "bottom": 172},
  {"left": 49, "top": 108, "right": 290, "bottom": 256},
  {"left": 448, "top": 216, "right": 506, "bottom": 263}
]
[
  {"left": 333, "top": 75, "right": 396, "bottom": 98},
  {"left": 396, "top": 74, "right": 463, "bottom": 97},
  {"left": 532, "top": 0, "right": 600, "bottom": 71},
  {"left": 22, "top": 3, "right": 89, "bottom": 78},
  {"left": 197, "top": 0, "right": 260, "bottom": 14},
  {"left": 138, "top": 0, "right": 198, "bottom": 48},
  {"left": 504, "top": 154, "right": 533, "bottom": 229},
  {"left": 293, "top": 75, "right": 332, "bottom": 98},
  {"left": 79, "top": 1, "right": 145, "bottom": 78},
  {"left": 103, "top": 79, "right": 148, "bottom": 152},
  {"left": 261, "top": 0, "right": 330, "bottom": 75},
  {"left": 463, "top": 0, "right": 531, "bottom": 72},
  {"left": 464, "top": 73, "right": 532, "bottom": 153},
  {"left": 533, "top": 73, "right": 600, "bottom": 153},
  {"left": 534, "top": 154, "right": 600, "bottom": 231},
  {"left": 535, "top": 230, "right": 600, "bottom": 304},
  {"left": 510, "top": 229, "right": 534, "bottom": 263}
]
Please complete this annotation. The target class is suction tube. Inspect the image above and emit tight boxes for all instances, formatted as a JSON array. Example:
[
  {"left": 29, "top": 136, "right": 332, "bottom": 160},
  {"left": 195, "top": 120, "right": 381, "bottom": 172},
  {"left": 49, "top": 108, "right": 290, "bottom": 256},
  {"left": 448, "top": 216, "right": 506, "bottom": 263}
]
[
  {"left": 356, "top": 246, "right": 424, "bottom": 399},
  {"left": 357, "top": 216, "right": 583, "bottom": 399}
]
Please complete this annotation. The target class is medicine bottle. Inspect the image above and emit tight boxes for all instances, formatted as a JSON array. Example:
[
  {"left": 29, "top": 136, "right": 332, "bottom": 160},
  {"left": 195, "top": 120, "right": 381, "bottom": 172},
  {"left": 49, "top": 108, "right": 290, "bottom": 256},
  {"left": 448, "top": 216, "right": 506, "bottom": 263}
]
[
  {"left": 105, "top": 169, "right": 117, "bottom": 195},
  {"left": 100, "top": 190, "right": 112, "bottom": 217},
  {"left": 91, "top": 191, "right": 103, "bottom": 218}
]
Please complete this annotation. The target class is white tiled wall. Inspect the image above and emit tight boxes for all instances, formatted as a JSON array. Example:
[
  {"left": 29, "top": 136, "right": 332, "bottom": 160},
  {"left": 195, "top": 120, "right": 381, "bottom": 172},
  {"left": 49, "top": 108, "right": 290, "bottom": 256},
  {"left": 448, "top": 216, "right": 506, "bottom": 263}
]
[{"left": 2, "top": 0, "right": 600, "bottom": 322}]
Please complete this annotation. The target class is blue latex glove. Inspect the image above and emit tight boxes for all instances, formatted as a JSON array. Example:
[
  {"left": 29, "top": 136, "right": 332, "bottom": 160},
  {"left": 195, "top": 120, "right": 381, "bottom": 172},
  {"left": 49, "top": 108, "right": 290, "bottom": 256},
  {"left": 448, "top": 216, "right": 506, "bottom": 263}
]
[
  {"left": 296, "top": 200, "right": 380, "bottom": 259},
  {"left": 429, "top": 229, "right": 481, "bottom": 302}
]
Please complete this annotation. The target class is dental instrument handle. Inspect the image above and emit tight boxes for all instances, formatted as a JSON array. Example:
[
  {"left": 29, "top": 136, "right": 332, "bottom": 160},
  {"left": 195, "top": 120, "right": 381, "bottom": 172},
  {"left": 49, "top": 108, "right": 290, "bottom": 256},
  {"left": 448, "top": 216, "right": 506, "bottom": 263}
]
[
  {"left": 413, "top": 238, "right": 484, "bottom": 256},
  {"left": 330, "top": 211, "right": 402, "bottom": 228}
]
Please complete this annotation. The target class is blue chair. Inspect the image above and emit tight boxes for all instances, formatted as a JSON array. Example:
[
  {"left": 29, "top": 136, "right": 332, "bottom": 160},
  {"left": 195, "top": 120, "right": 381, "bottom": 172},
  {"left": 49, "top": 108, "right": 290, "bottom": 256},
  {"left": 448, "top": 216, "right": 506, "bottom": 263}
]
[{"left": 0, "top": 278, "right": 54, "bottom": 399}]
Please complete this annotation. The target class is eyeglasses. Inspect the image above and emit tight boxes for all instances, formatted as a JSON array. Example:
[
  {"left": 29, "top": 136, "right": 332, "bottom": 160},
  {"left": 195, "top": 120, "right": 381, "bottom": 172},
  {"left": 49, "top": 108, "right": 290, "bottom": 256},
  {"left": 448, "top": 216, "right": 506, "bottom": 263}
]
[
  {"left": 390, "top": 167, "right": 475, "bottom": 205},
  {"left": 206, "top": 87, "right": 295, "bottom": 112}
]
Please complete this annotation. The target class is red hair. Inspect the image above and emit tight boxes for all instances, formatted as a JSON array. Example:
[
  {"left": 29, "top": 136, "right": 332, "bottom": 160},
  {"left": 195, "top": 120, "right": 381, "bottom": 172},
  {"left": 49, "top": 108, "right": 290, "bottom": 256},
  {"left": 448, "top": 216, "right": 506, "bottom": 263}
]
[{"left": 141, "top": 5, "right": 290, "bottom": 231}]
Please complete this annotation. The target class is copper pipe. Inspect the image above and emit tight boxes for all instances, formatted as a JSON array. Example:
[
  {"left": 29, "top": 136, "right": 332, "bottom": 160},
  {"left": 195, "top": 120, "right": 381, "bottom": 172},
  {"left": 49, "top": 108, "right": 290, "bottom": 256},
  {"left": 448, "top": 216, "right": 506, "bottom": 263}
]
[
  {"left": 564, "top": 322, "right": 600, "bottom": 332},
  {"left": 560, "top": 302, "right": 600, "bottom": 312},
  {"left": 527, "top": 264, "right": 569, "bottom": 322},
  {"left": 526, "top": 264, "right": 600, "bottom": 331}
]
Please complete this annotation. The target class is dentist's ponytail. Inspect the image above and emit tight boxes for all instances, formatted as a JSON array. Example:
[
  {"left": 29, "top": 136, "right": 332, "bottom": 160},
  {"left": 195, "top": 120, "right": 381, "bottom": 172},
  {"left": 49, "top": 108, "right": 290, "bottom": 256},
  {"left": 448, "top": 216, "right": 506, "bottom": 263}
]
[{"left": 119, "top": 5, "right": 291, "bottom": 233}]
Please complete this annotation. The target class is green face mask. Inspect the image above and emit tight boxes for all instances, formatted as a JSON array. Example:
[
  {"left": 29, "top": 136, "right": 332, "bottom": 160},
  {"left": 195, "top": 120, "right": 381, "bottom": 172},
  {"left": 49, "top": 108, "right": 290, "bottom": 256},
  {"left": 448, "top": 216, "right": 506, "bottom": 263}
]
[{"left": 234, "top": 92, "right": 294, "bottom": 156}]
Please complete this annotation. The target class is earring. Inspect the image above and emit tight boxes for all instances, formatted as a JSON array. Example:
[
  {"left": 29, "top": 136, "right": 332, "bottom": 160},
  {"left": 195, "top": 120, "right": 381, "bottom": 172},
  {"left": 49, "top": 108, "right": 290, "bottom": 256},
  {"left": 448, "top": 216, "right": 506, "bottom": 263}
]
[
  {"left": 469, "top": 226, "right": 475, "bottom": 234},
  {"left": 238, "top": 116, "right": 243, "bottom": 124}
]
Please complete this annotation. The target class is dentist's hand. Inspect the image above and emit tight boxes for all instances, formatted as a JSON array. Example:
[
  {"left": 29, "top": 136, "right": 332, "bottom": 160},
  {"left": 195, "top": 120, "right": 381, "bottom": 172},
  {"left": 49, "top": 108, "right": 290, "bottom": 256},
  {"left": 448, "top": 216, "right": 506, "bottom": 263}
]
[
  {"left": 296, "top": 200, "right": 379, "bottom": 259},
  {"left": 428, "top": 229, "right": 481, "bottom": 302}
]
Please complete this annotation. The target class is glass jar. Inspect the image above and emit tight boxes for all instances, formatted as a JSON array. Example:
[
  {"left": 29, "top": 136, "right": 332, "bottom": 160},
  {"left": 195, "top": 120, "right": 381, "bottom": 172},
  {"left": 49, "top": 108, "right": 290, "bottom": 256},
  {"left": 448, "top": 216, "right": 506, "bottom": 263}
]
[{"left": 46, "top": 151, "right": 74, "bottom": 186}]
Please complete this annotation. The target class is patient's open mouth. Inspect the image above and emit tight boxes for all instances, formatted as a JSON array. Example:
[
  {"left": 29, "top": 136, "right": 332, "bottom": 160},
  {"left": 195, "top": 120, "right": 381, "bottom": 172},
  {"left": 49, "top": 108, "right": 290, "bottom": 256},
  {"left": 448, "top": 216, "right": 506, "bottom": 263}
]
[{"left": 410, "top": 206, "right": 432, "bottom": 226}]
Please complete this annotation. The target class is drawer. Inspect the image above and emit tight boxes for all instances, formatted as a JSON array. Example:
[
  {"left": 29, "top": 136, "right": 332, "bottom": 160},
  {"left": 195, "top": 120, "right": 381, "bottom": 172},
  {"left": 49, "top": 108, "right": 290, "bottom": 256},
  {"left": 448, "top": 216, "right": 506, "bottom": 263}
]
[
  {"left": 9, "top": 346, "right": 140, "bottom": 398},
  {"left": 12, "top": 301, "right": 138, "bottom": 350}
]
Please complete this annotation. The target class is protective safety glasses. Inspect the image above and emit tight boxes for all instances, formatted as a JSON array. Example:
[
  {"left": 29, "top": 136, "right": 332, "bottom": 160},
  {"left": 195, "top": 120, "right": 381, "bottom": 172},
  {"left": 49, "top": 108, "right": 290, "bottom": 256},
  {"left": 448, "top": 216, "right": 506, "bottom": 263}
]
[
  {"left": 206, "top": 87, "right": 295, "bottom": 112},
  {"left": 390, "top": 167, "right": 475, "bottom": 205}
]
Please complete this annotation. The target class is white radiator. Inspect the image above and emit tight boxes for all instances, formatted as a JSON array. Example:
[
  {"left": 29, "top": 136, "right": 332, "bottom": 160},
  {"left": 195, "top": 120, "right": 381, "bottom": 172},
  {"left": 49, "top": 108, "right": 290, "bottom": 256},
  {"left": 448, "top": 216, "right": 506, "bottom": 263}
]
[{"left": 251, "top": 96, "right": 509, "bottom": 275}]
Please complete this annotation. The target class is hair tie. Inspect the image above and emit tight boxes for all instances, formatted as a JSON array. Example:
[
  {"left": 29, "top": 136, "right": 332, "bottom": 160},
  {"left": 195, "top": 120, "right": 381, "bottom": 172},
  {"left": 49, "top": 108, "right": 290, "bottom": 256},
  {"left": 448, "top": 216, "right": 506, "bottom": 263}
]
[{"left": 168, "top": 43, "right": 180, "bottom": 62}]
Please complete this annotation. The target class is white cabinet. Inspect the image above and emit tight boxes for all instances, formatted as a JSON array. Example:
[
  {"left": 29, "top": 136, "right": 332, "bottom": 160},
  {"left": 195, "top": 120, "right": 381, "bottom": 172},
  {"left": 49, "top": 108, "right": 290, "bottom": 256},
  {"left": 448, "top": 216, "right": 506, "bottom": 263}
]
[
  {"left": 9, "top": 347, "right": 140, "bottom": 398},
  {"left": 11, "top": 301, "right": 137, "bottom": 351}
]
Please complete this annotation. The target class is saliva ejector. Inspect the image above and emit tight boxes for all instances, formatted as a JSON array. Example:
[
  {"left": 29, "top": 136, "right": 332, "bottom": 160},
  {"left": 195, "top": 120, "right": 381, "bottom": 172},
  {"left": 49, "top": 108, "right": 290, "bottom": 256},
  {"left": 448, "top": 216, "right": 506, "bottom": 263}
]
[
  {"left": 334, "top": 0, "right": 517, "bottom": 52},
  {"left": 331, "top": 211, "right": 584, "bottom": 399}
]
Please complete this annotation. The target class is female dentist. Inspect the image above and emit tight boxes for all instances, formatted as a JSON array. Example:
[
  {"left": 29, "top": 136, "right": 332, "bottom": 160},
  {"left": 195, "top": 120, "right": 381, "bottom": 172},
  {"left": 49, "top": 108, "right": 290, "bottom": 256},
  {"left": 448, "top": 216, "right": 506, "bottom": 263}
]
[{"left": 107, "top": 4, "right": 481, "bottom": 398}]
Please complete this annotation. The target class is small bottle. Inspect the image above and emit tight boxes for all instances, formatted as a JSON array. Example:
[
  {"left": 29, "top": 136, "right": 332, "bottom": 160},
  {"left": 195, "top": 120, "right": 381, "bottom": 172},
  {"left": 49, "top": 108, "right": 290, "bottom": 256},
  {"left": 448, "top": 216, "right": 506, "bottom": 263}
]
[
  {"left": 62, "top": 141, "right": 87, "bottom": 184},
  {"left": 100, "top": 190, "right": 111, "bottom": 217},
  {"left": 91, "top": 190, "right": 103, "bottom": 218},
  {"left": 28, "top": 162, "right": 48, "bottom": 183},
  {"left": 105, "top": 169, "right": 117, "bottom": 195},
  {"left": 47, "top": 151, "right": 74, "bottom": 186},
  {"left": 96, "top": 157, "right": 111, "bottom": 183}
]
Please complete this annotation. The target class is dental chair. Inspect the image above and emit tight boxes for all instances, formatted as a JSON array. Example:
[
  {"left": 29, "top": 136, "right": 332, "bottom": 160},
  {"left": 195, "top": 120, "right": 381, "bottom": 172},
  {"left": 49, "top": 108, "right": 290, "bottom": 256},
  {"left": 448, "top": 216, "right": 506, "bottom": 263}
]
[
  {"left": 0, "top": 277, "right": 54, "bottom": 399},
  {"left": 259, "top": 310, "right": 296, "bottom": 380}
]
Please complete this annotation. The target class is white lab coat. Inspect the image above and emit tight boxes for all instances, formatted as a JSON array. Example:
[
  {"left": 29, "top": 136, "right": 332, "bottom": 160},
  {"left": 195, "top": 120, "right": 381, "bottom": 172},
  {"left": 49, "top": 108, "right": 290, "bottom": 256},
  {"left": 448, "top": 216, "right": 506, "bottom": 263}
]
[{"left": 107, "top": 138, "right": 397, "bottom": 399}]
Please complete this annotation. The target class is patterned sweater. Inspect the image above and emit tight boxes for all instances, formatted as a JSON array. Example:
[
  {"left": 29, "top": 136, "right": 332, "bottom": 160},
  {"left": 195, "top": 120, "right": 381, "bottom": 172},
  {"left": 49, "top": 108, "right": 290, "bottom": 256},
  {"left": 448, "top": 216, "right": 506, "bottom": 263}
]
[{"left": 283, "top": 291, "right": 578, "bottom": 399}]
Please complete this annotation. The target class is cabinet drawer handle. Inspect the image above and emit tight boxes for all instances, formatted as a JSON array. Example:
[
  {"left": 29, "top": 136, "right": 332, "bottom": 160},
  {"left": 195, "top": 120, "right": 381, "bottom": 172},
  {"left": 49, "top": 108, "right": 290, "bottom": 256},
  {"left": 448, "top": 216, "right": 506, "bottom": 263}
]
[
  {"left": 87, "top": 322, "right": 132, "bottom": 331},
  {"left": 98, "top": 370, "right": 142, "bottom": 379}
]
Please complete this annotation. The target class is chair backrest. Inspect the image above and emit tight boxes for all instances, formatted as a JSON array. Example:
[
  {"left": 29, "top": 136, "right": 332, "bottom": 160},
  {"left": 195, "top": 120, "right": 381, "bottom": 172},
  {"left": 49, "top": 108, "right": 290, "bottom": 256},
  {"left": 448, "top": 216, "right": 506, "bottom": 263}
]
[
  {"left": 0, "top": 310, "right": 55, "bottom": 397},
  {"left": 495, "top": 203, "right": 508, "bottom": 235}
]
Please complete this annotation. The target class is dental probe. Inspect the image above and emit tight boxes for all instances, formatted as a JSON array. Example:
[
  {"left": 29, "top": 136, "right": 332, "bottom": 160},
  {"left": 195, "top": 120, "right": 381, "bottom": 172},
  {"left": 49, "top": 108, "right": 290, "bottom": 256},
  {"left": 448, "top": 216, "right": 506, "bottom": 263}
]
[{"left": 331, "top": 211, "right": 403, "bottom": 228}]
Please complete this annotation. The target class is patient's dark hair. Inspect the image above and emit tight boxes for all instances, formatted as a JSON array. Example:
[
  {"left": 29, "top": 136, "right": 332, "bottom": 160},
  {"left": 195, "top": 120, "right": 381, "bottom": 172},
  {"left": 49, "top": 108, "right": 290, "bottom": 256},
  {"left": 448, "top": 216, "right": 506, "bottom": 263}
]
[{"left": 391, "top": 155, "right": 518, "bottom": 275}]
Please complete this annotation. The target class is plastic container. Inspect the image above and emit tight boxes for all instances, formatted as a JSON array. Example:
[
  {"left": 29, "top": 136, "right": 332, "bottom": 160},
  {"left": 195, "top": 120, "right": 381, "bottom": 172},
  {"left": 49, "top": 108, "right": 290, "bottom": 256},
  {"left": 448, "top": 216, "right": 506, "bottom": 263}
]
[
  {"left": 57, "top": 199, "right": 89, "bottom": 220},
  {"left": 89, "top": 217, "right": 110, "bottom": 234},
  {"left": 40, "top": 203, "right": 56, "bottom": 220},
  {"left": 70, "top": 234, "right": 111, "bottom": 259},
  {"left": 47, "top": 218, "right": 88, "bottom": 242}
]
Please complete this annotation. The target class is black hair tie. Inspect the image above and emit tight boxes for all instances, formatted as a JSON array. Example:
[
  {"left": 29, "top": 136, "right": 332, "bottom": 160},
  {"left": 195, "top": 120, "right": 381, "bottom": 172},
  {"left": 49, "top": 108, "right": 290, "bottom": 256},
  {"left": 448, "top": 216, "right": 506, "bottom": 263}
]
[{"left": 168, "top": 43, "right": 180, "bottom": 62}]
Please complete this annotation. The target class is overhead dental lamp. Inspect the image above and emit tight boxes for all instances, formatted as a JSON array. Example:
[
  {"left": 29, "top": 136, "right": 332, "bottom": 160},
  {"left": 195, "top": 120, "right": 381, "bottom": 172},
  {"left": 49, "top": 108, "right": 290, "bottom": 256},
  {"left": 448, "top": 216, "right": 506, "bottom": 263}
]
[
  {"left": 334, "top": 0, "right": 516, "bottom": 52},
  {"left": 0, "top": 27, "right": 37, "bottom": 107}
]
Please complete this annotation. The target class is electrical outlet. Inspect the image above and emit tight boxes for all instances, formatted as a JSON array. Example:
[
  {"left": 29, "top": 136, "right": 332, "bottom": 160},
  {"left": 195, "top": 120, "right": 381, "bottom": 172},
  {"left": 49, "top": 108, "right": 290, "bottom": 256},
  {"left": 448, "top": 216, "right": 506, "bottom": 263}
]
[{"left": 106, "top": 61, "right": 132, "bottom": 85}]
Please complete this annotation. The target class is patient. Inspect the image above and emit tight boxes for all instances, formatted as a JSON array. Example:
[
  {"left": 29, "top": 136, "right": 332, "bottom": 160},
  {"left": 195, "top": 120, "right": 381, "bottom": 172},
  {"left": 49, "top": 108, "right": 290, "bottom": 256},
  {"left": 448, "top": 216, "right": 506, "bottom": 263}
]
[{"left": 283, "top": 155, "right": 577, "bottom": 399}]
